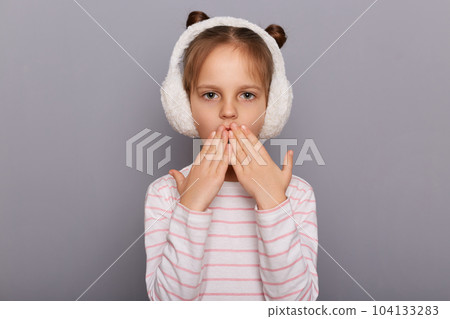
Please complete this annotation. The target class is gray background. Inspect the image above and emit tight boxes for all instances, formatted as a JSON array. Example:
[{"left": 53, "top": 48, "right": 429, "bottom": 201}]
[{"left": 1, "top": 0, "right": 449, "bottom": 301}]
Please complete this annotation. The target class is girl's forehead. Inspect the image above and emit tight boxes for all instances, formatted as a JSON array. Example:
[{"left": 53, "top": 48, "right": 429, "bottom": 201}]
[{"left": 198, "top": 48, "right": 262, "bottom": 82}]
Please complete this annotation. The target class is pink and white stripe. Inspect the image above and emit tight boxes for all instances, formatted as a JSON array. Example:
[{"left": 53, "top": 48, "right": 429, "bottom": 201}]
[{"left": 145, "top": 163, "right": 318, "bottom": 301}]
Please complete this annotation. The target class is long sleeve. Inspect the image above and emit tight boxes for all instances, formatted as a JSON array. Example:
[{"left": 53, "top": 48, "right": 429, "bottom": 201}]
[
  {"left": 144, "top": 179, "right": 213, "bottom": 301},
  {"left": 254, "top": 180, "right": 318, "bottom": 301}
]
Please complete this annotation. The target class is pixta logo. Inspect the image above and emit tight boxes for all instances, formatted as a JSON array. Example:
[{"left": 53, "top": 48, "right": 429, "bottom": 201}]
[
  {"left": 191, "top": 137, "right": 325, "bottom": 166},
  {"left": 126, "top": 129, "right": 172, "bottom": 176},
  {"left": 271, "top": 138, "right": 325, "bottom": 166}
]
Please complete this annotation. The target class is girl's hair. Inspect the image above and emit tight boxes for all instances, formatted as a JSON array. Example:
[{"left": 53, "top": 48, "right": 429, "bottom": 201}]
[{"left": 182, "top": 11, "right": 287, "bottom": 103}]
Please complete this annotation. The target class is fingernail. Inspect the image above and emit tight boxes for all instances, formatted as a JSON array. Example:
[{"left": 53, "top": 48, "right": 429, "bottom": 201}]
[
  {"left": 211, "top": 130, "right": 216, "bottom": 137},
  {"left": 229, "top": 130, "right": 234, "bottom": 138},
  {"left": 241, "top": 124, "right": 247, "bottom": 131}
]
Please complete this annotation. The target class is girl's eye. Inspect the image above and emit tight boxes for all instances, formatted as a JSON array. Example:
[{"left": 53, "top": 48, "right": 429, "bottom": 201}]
[
  {"left": 202, "top": 92, "right": 219, "bottom": 101},
  {"left": 241, "top": 92, "right": 256, "bottom": 101},
  {"left": 201, "top": 92, "right": 256, "bottom": 101}
]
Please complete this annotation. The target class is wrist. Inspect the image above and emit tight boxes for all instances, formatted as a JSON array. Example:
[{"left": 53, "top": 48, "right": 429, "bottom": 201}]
[
  {"left": 180, "top": 197, "right": 207, "bottom": 212},
  {"left": 255, "top": 194, "right": 287, "bottom": 211}
]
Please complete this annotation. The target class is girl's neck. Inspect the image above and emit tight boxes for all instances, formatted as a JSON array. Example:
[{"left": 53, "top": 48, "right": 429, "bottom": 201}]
[{"left": 224, "top": 165, "right": 239, "bottom": 182}]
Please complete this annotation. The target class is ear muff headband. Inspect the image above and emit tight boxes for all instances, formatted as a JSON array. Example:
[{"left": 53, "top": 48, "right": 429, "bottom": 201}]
[{"left": 160, "top": 16, "right": 293, "bottom": 139}]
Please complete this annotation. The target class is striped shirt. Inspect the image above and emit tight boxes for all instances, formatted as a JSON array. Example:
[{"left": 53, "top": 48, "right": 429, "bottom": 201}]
[{"left": 144, "top": 163, "right": 318, "bottom": 301}]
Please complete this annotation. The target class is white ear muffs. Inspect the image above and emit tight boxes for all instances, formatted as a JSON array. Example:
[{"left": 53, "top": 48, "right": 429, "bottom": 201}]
[{"left": 160, "top": 16, "right": 293, "bottom": 139}]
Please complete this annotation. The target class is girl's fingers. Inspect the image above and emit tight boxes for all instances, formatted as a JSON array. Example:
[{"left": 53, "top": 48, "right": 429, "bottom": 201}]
[
  {"left": 201, "top": 130, "right": 217, "bottom": 155},
  {"left": 240, "top": 124, "right": 271, "bottom": 163},
  {"left": 282, "top": 150, "right": 294, "bottom": 178},
  {"left": 205, "top": 127, "right": 224, "bottom": 161},
  {"left": 194, "top": 131, "right": 216, "bottom": 165},
  {"left": 229, "top": 130, "right": 249, "bottom": 165},
  {"left": 212, "top": 128, "right": 228, "bottom": 171},
  {"left": 168, "top": 169, "right": 185, "bottom": 192},
  {"left": 231, "top": 125, "right": 268, "bottom": 166},
  {"left": 218, "top": 137, "right": 231, "bottom": 175},
  {"left": 228, "top": 135, "right": 243, "bottom": 173},
  {"left": 229, "top": 126, "right": 249, "bottom": 160},
  {"left": 281, "top": 150, "right": 294, "bottom": 184},
  {"left": 196, "top": 128, "right": 221, "bottom": 166},
  {"left": 205, "top": 125, "right": 225, "bottom": 169}
]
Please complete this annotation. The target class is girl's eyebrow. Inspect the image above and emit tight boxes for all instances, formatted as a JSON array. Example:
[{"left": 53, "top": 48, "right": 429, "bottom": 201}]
[{"left": 196, "top": 84, "right": 262, "bottom": 91}]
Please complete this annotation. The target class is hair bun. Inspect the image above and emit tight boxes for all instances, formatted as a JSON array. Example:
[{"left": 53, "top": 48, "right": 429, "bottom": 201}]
[
  {"left": 186, "top": 11, "right": 210, "bottom": 28},
  {"left": 265, "top": 24, "right": 287, "bottom": 49}
]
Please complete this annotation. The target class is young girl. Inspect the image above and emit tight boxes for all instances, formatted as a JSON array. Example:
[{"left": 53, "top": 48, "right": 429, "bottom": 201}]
[{"left": 144, "top": 11, "right": 318, "bottom": 301}]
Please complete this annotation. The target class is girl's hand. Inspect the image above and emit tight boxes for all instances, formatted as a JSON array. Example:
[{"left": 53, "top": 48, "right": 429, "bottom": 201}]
[
  {"left": 169, "top": 125, "right": 230, "bottom": 212},
  {"left": 228, "top": 122, "right": 293, "bottom": 210}
]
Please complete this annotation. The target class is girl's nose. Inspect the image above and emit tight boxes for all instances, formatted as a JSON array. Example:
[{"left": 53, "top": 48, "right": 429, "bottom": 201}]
[{"left": 219, "top": 101, "right": 237, "bottom": 119}]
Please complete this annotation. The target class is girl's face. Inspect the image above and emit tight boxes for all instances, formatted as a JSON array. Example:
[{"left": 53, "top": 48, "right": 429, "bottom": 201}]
[{"left": 189, "top": 44, "right": 267, "bottom": 140}]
